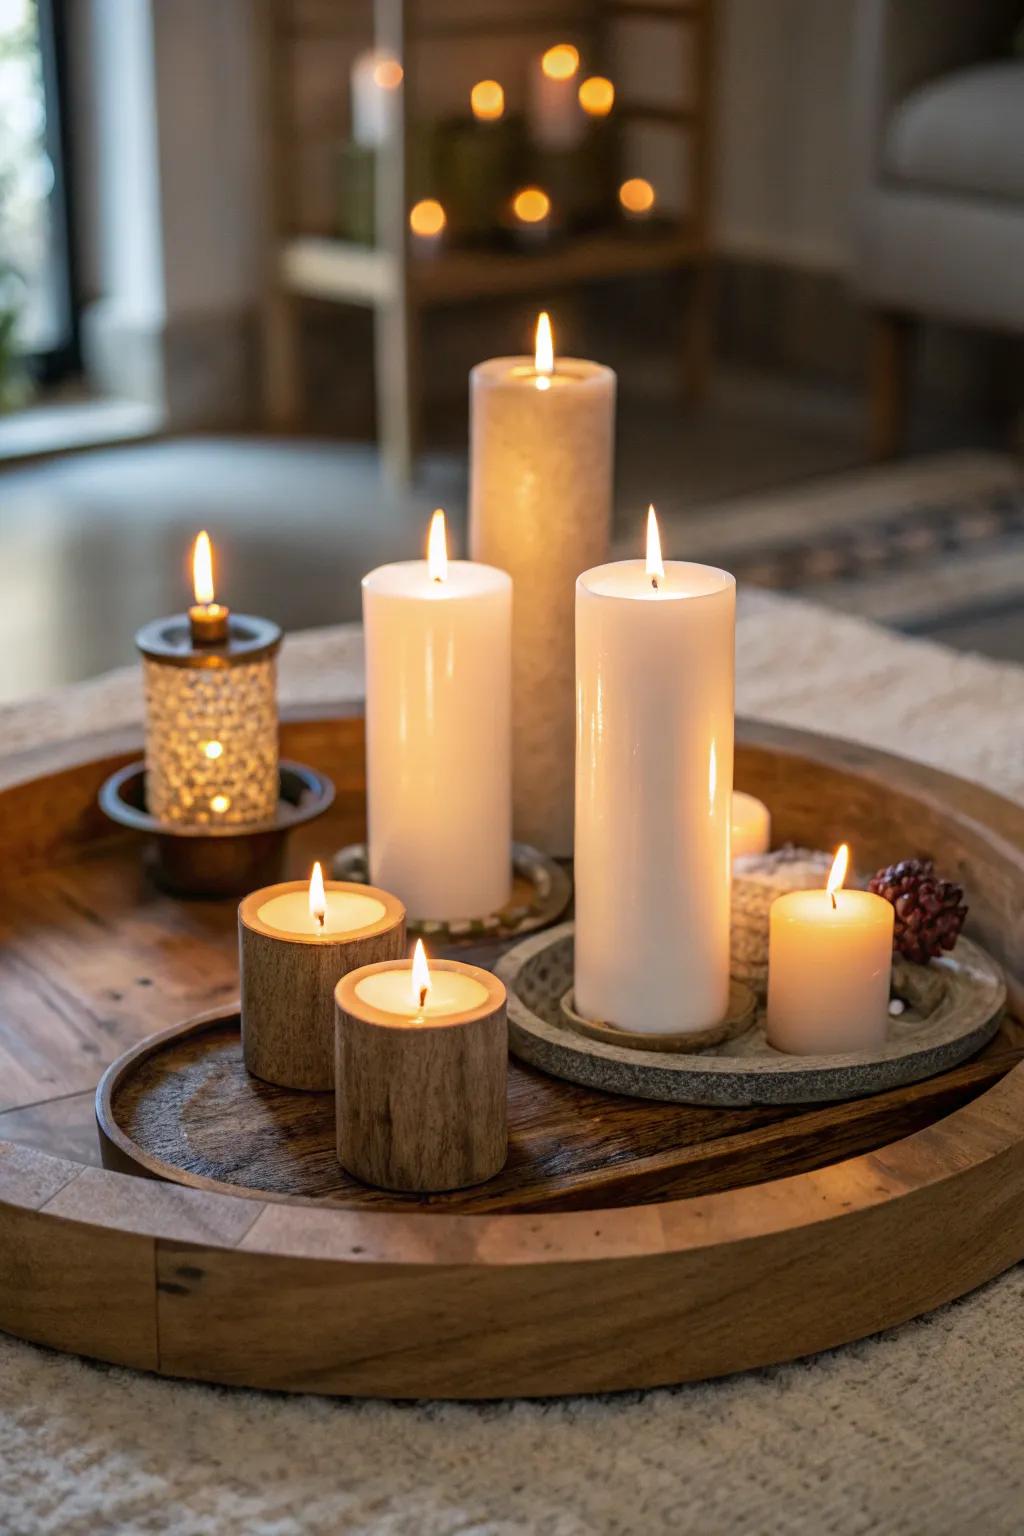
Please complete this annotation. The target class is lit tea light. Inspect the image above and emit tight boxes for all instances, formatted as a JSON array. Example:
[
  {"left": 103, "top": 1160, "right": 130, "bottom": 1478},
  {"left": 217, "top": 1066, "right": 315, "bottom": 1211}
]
[
  {"left": 471, "top": 79, "right": 505, "bottom": 122},
  {"left": 336, "top": 948, "right": 508, "bottom": 1191},
  {"left": 619, "top": 177, "right": 656, "bottom": 220},
  {"left": 239, "top": 870, "right": 405, "bottom": 1091},
  {"left": 766, "top": 843, "right": 895, "bottom": 1055},
  {"left": 574, "top": 508, "right": 736, "bottom": 1034},
  {"left": 579, "top": 75, "right": 614, "bottom": 116}
]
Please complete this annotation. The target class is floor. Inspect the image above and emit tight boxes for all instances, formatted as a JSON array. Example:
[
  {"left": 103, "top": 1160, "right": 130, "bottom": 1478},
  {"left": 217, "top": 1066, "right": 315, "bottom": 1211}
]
[
  {"left": 0, "top": 366, "right": 1015, "bottom": 706},
  {"left": 0, "top": 370, "right": 868, "bottom": 705}
]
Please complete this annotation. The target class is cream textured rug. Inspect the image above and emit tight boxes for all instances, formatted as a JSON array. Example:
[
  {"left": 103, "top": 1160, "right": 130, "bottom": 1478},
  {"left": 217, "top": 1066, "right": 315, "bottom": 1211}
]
[{"left": 2, "top": 589, "right": 1024, "bottom": 1536}]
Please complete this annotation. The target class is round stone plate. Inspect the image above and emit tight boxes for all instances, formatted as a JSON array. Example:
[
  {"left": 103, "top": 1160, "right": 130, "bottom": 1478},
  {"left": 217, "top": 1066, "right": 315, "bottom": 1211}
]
[
  {"left": 332, "top": 841, "right": 571, "bottom": 945},
  {"left": 496, "top": 922, "right": 1007, "bottom": 1106}
]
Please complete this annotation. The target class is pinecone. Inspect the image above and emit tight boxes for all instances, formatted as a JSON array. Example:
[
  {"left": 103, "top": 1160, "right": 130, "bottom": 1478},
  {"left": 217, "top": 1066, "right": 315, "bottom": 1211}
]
[{"left": 868, "top": 858, "right": 968, "bottom": 964}]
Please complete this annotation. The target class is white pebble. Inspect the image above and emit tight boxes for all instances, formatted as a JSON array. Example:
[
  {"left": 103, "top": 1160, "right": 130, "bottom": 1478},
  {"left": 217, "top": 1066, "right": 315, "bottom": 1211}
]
[{"left": 888, "top": 999, "right": 906, "bottom": 1017}]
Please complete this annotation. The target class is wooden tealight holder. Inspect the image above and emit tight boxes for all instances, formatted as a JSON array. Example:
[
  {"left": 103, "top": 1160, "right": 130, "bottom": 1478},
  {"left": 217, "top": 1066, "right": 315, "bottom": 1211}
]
[
  {"left": 335, "top": 960, "right": 508, "bottom": 1193},
  {"left": 239, "top": 881, "right": 405, "bottom": 1091}
]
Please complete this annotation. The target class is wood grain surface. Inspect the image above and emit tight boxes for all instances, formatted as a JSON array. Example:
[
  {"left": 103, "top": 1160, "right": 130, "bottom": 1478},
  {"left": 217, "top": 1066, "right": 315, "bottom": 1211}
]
[
  {"left": 3, "top": 708, "right": 1024, "bottom": 1397},
  {"left": 97, "top": 1007, "right": 1024, "bottom": 1213}
]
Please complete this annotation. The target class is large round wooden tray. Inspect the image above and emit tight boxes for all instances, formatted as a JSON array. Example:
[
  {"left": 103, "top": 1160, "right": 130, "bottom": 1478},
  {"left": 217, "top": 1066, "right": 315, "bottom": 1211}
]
[{"left": 2, "top": 707, "right": 1024, "bottom": 1401}]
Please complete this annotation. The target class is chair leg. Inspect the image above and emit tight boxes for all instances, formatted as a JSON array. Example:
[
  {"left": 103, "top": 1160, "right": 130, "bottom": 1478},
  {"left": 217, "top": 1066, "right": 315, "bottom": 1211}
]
[{"left": 869, "top": 311, "right": 915, "bottom": 460}]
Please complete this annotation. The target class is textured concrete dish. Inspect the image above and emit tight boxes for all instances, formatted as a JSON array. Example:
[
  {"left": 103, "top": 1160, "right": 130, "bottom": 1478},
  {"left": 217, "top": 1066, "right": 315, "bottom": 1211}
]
[{"left": 498, "top": 922, "right": 1006, "bottom": 1105}]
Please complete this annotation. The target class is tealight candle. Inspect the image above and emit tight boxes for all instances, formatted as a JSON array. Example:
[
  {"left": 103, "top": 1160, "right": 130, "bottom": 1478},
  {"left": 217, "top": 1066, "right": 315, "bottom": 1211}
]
[
  {"left": 766, "top": 844, "right": 895, "bottom": 1055},
  {"left": 732, "top": 791, "right": 772, "bottom": 860},
  {"left": 575, "top": 508, "right": 735, "bottom": 1035},
  {"left": 336, "top": 942, "right": 507, "bottom": 1192},
  {"left": 137, "top": 531, "right": 281, "bottom": 828},
  {"left": 470, "top": 312, "right": 616, "bottom": 854},
  {"left": 363, "top": 509, "right": 512, "bottom": 921},
  {"left": 240, "top": 864, "right": 405, "bottom": 1090}
]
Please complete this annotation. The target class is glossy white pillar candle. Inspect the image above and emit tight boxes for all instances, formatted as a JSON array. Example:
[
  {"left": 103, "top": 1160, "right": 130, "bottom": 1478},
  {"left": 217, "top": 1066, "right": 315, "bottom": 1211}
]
[
  {"left": 470, "top": 314, "right": 615, "bottom": 854},
  {"left": 767, "top": 846, "right": 895, "bottom": 1054},
  {"left": 363, "top": 513, "right": 512, "bottom": 921},
  {"left": 575, "top": 514, "right": 736, "bottom": 1034},
  {"left": 732, "top": 791, "right": 771, "bottom": 860}
]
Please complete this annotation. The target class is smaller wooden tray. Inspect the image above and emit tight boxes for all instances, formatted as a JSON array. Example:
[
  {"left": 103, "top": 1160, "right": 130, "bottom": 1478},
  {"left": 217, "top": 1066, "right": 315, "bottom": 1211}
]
[{"left": 498, "top": 924, "right": 1006, "bottom": 1106}]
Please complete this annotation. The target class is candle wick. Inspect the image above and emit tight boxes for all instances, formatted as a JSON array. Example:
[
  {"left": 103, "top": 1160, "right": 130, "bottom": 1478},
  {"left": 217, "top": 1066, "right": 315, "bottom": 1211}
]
[
  {"left": 830, "top": 892, "right": 837, "bottom": 911},
  {"left": 316, "top": 911, "right": 325, "bottom": 930},
  {"left": 419, "top": 985, "right": 428, "bottom": 1009},
  {"left": 651, "top": 575, "right": 659, "bottom": 592}
]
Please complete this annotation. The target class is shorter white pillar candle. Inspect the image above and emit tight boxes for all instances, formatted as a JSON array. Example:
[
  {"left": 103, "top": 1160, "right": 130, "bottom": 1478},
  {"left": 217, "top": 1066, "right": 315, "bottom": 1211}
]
[
  {"left": 732, "top": 791, "right": 771, "bottom": 860},
  {"left": 363, "top": 510, "right": 512, "bottom": 921},
  {"left": 766, "top": 845, "right": 895, "bottom": 1055}
]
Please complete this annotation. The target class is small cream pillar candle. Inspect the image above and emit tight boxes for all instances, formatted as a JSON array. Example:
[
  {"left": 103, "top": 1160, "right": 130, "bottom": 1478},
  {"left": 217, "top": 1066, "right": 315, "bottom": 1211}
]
[
  {"left": 732, "top": 791, "right": 772, "bottom": 860},
  {"left": 575, "top": 509, "right": 735, "bottom": 1035},
  {"left": 470, "top": 313, "right": 616, "bottom": 854},
  {"left": 336, "top": 943, "right": 508, "bottom": 1192},
  {"left": 363, "top": 510, "right": 512, "bottom": 921},
  {"left": 239, "top": 866, "right": 406, "bottom": 1090},
  {"left": 766, "top": 845, "right": 895, "bottom": 1055}
]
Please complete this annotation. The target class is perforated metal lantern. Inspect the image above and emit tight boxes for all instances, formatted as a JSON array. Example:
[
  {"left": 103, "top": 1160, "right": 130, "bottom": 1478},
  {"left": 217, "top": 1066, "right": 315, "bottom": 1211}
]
[{"left": 136, "top": 611, "right": 282, "bottom": 829}]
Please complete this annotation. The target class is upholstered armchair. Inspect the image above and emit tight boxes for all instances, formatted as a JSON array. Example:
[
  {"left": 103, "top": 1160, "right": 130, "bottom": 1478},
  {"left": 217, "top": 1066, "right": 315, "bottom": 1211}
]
[{"left": 850, "top": 0, "right": 1024, "bottom": 455}]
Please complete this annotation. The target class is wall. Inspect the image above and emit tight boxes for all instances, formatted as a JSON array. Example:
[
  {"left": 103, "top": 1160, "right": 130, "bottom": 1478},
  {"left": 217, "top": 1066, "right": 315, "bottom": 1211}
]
[{"left": 713, "top": 0, "right": 855, "bottom": 273}]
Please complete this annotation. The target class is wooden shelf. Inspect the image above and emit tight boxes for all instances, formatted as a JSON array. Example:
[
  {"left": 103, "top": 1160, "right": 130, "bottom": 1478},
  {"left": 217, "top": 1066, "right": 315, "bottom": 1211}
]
[{"left": 281, "top": 227, "right": 703, "bottom": 309}]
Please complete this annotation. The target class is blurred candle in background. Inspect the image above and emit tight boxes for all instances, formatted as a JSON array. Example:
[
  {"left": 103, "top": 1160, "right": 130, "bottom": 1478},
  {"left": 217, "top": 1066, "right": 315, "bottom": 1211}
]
[
  {"left": 363, "top": 510, "right": 512, "bottom": 920},
  {"left": 470, "top": 313, "right": 616, "bottom": 855},
  {"left": 471, "top": 79, "right": 505, "bottom": 123},
  {"left": 350, "top": 50, "right": 403, "bottom": 148},
  {"left": 408, "top": 197, "right": 447, "bottom": 256},
  {"left": 578, "top": 75, "right": 615, "bottom": 117},
  {"left": 619, "top": 177, "right": 656, "bottom": 222},
  {"left": 529, "top": 43, "right": 584, "bottom": 150}
]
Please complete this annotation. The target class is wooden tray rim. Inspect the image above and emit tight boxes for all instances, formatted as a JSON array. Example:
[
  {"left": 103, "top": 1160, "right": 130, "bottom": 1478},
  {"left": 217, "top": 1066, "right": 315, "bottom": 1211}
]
[{"left": 3, "top": 708, "right": 1024, "bottom": 1396}]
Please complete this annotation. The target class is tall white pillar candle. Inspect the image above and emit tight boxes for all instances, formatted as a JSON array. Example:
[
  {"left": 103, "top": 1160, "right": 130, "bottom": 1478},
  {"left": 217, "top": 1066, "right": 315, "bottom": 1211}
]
[
  {"left": 766, "top": 845, "right": 895, "bottom": 1054},
  {"left": 363, "top": 511, "right": 512, "bottom": 921},
  {"left": 470, "top": 313, "right": 615, "bottom": 855},
  {"left": 575, "top": 511, "right": 736, "bottom": 1034}
]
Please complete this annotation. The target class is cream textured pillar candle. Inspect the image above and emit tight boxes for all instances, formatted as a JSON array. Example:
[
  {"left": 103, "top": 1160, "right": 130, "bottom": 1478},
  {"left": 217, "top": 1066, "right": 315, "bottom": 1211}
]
[
  {"left": 575, "top": 511, "right": 735, "bottom": 1035},
  {"left": 363, "top": 511, "right": 512, "bottom": 921},
  {"left": 470, "top": 314, "right": 616, "bottom": 854},
  {"left": 766, "top": 845, "right": 895, "bottom": 1054}
]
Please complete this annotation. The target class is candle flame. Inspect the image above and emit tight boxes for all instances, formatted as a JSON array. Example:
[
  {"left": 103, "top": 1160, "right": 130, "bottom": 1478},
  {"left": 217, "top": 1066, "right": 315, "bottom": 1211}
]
[
  {"left": 308, "top": 861, "right": 326, "bottom": 928},
  {"left": 411, "top": 938, "right": 431, "bottom": 1011},
  {"left": 541, "top": 43, "right": 579, "bottom": 81},
  {"left": 827, "top": 843, "right": 849, "bottom": 909},
  {"left": 471, "top": 79, "right": 504, "bottom": 121},
  {"left": 534, "top": 310, "right": 554, "bottom": 389},
  {"left": 427, "top": 508, "right": 448, "bottom": 583},
  {"left": 645, "top": 505, "right": 664, "bottom": 590},
  {"left": 192, "top": 530, "right": 215, "bottom": 607}
]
